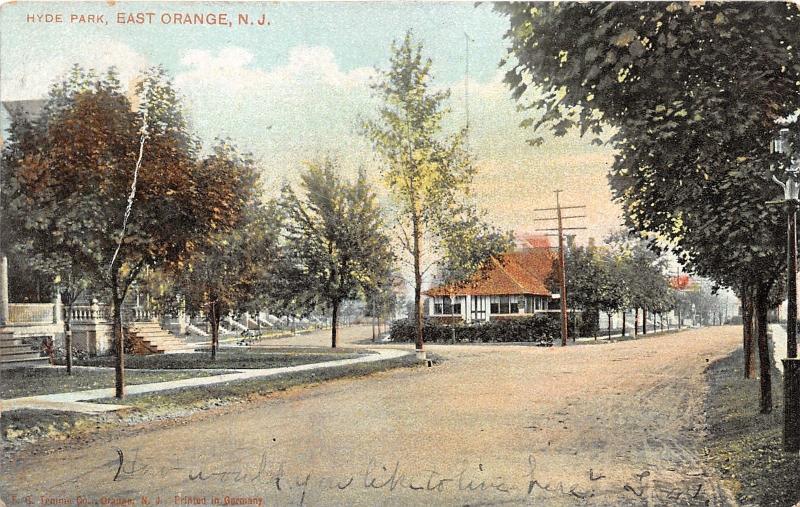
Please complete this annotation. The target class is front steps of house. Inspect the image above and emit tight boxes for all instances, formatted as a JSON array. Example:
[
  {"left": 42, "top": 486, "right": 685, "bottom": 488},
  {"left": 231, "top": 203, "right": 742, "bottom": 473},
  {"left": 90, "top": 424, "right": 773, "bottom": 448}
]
[
  {"left": 0, "top": 330, "right": 49, "bottom": 367},
  {"left": 126, "top": 322, "right": 196, "bottom": 354}
]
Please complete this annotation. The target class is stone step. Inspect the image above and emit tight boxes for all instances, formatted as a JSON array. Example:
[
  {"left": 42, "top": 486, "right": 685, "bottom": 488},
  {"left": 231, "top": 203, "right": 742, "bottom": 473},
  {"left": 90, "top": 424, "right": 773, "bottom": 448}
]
[
  {"left": 131, "top": 331, "right": 179, "bottom": 340},
  {"left": 0, "top": 349, "right": 42, "bottom": 359},
  {"left": 128, "top": 329, "right": 165, "bottom": 335},
  {"left": 0, "top": 343, "right": 40, "bottom": 352},
  {"left": 126, "top": 324, "right": 192, "bottom": 355},
  {"left": 0, "top": 356, "right": 50, "bottom": 368},
  {"left": 141, "top": 341, "right": 185, "bottom": 350},
  {"left": 0, "top": 345, "right": 44, "bottom": 358},
  {"left": 0, "top": 335, "right": 25, "bottom": 346}
]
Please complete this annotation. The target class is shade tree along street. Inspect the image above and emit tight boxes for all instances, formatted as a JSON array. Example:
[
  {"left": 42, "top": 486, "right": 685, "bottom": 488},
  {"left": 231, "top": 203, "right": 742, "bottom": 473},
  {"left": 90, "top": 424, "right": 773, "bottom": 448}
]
[
  {"left": 498, "top": 1, "right": 800, "bottom": 413},
  {"left": 276, "top": 159, "right": 394, "bottom": 349},
  {"left": 1, "top": 66, "right": 264, "bottom": 396},
  {"left": 172, "top": 144, "right": 279, "bottom": 360},
  {"left": 364, "top": 31, "right": 510, "bottom": 355}
]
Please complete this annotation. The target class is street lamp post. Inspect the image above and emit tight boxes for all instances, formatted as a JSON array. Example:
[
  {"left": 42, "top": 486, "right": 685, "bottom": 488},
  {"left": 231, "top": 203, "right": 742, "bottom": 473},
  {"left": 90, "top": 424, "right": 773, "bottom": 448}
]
[{"left": 771, "top": 127, "right": 800, "bottom": 452}]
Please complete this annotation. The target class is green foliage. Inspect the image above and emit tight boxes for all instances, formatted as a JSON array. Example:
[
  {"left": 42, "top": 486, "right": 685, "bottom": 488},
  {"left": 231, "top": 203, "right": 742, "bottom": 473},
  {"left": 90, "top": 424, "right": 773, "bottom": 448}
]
[
  {"left": 1, "top": 65, "right": 233, "bottom": 297},
  {"left": 551, "top": 234, "right": 674, "bottom": 322},
  {"left": 363, "top": 30, "right": 494, "bottom": 348},
  {"left": 436, "top": 205, "right": 514, "bottom": 284},
  {"left": 175, "top": 145, "right": 279, "bottom": 340},
  {"left": 389, "top": 315, "right": 559, "bottom": 344},
  {"left": 2, "top": 64, "right": 259, "bottom": 390},
  {"left": 363, "top": 31, "right": 475, "bottom": 224},
  {"left": 497, "top": 2, "right": 800, "bottom": 293},
  {"left": 276, "top": 159, "right": 394, "bottom": 345},
  {"left": 498, "top": 3, "right": 799, "bottom": 410}
]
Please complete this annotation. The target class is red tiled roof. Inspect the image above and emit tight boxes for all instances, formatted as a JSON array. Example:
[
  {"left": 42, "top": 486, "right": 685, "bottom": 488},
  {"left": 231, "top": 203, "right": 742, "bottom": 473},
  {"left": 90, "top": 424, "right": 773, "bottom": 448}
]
[{"left": 426, "top": 249, "right": 555, "bottom": 297}]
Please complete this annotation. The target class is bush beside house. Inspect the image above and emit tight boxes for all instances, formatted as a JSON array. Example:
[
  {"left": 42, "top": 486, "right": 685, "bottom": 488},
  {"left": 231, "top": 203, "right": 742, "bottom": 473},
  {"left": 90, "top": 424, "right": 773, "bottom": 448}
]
[{"left": 390, "top": 314, "right": 559, "bottom": 344}]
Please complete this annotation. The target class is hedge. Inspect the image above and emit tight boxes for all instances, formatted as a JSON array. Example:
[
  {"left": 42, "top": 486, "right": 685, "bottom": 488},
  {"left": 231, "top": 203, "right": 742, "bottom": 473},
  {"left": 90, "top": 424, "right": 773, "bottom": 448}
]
[{"left": 389, "top": 314, "right": 560, "bottom": 344}]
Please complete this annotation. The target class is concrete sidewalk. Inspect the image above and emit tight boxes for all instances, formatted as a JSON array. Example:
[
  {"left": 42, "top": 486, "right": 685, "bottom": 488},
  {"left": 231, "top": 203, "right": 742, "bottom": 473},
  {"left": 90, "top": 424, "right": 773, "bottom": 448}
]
[
  {"left": 574, "top": 325, "right": 688, "bottom": 343},
  {"left": 1, "top": 347, "right": 411, "bottom": 414},
  {"left": 770, "top": 323, "right": 787, "bottom": 374}
]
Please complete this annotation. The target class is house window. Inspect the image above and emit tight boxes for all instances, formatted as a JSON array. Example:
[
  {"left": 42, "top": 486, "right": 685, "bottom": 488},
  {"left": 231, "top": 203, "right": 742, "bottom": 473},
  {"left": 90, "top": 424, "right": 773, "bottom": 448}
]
[
  {"left": 472, "top": 296, "right": 486, "bottom": 321},
  {"left": 433, "top": 296, "right": 461, "bottom": 315},
  {"left": 490, "top": 296, "right": 514, "bottom": 314}
]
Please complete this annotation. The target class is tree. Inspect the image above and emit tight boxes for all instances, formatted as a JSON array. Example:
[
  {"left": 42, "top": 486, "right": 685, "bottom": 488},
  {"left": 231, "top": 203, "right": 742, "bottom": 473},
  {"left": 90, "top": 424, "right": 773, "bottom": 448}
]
[
  {"left": 596, "top": 250, "right": 629, "bottom": 340},
  {"left": 437, "top": 205, "right": 514, "bottom": 284},
  {"left": 51, "top": 260, "right": 93, "bottom": 374},
  {"left": 5, "top": 66, "right": 245, "bottom": 398},
  {"left": 175, "top": 142, "right": 277, "bottom": 360},
  {"left": 364, "top": 31, "right": 476, "bottom": 355},
  {"left": 547, "top": 240, "right": 604, "bottom": 338},
  {"left": 0, "top": 108, "right": 60, "bottom": 304},
  {"left": 498, "top": 3, "right": 800, "bottom": 413},
  {"left": 618, "top": 238, "right": 672, "bottom": 335},
  {"left": 1, "top": 131, "right": 94, "bottom": 375},
  {"left": 278, "top": 159, "right": 393, "bottom": 348},
  {"left": 365, "top": 272, "right": 403, "bottom": 340}
]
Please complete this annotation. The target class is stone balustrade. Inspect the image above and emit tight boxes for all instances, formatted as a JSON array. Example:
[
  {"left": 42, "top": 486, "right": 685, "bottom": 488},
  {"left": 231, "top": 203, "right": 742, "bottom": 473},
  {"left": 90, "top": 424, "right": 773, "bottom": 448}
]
[
  {"left": 128, "top": 307, "right": 155, "bottom": 322},
  {"left": 68, "top": 303, "right": 110, "bottom": 322},
  {"left": 7, "top": 303, "right": 56, "bottom": 324}
]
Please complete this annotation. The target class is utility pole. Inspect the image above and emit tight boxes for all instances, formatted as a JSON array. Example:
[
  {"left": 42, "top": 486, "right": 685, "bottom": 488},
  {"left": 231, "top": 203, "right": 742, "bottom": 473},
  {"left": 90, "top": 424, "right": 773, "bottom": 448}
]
[
  {"left": 531, "top": 191, "right": 586, "bottom": 346},
  {"left": 556, "top": 192, "right": 568, "bottom": 347}
]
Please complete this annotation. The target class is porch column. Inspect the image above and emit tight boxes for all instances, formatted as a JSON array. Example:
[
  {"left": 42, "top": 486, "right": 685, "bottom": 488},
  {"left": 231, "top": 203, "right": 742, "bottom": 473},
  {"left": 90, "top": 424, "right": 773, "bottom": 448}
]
[
  {"left": 177, "top": 297, "right": 187, "bottom": 334},
  {"left": 52, "top": 289, "right": 62, "bottom": 324},
  {"left": 0, "top": 256, "right": 8, "bottom": 326}
]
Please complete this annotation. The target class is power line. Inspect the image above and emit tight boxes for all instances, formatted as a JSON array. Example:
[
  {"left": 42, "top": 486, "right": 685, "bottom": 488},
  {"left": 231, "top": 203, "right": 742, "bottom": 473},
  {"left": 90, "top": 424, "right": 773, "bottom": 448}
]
[{"left": 530, "top": 190, "right": 586, "bottom": 346}]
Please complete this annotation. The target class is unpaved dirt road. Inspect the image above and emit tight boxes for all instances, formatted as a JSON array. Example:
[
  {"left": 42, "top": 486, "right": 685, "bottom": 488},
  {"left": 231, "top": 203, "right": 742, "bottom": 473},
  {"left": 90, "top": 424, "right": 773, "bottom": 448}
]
[{"left": 2, "top": 326, "right": 740, "bottom": 506}]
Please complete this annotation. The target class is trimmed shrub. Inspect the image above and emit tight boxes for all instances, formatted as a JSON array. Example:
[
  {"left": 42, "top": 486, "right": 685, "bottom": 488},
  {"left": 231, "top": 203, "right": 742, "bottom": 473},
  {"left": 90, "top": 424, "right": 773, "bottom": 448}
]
[
  {"left": 390, "top": 314, "right": 559, "bottom": 344},
  {"left": 577, "top": 310, "right": 600, "bottom": 337}
]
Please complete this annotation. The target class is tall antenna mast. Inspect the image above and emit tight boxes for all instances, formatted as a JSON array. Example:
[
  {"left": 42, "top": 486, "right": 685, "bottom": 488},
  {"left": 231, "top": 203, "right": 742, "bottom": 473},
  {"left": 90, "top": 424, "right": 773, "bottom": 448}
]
[{"left": 464, "top": 31, "right": 471, "bottom": 132}]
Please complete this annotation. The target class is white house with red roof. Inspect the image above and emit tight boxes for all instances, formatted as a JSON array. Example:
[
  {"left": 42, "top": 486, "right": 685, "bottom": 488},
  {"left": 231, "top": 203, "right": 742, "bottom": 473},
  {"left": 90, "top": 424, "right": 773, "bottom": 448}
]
[{"left": 424, "top": 247, "right": 558, "bottom": 323}]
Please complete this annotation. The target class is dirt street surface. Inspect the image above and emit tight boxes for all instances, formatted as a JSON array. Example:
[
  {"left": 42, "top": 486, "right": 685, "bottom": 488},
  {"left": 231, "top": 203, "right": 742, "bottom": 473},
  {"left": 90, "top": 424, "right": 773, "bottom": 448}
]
[{"left": 2, "top": 326, "right": 740, "bottom": 506}]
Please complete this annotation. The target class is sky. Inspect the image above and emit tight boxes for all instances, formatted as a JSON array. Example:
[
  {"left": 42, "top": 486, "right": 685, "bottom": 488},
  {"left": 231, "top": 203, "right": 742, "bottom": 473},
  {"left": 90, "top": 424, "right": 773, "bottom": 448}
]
[{"left": 0, "top": 1, "right": 622, "bottom": 246}]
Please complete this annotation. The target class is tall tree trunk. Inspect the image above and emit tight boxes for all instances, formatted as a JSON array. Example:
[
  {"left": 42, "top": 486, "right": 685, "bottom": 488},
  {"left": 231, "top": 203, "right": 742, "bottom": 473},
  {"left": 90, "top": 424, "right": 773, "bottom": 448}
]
[
  {"left": 622, "top": 311, "right": 626, "bottom": 337},
  {"left": 634, "top": 308, "right": 638, "bottom": 337},
  {"left": 412, "top": 216, "right": 424, "bottom": 353},
  {"left": 112, "top": 292, "right": 125, "bottom": 399},
  {"left": 64, "top": 308, "right": 73, "bottom": 375},
  {"left": 756, "top": 282, "right": 772, "bottom": 414},
  {"left": 210, "top": 301, "right": 219, "bottom": 361},
  {"left": 642, "top": 307, "right": 647, "bottom": 335},
  {"left": 742, "top": 288, "right": 756, "bottom": 379},
  {"left": 607, "top": 314, "right": 611, "bottom": 340},
  {"left": 331, "top": 301, "right": 339, "bottom": 348}
]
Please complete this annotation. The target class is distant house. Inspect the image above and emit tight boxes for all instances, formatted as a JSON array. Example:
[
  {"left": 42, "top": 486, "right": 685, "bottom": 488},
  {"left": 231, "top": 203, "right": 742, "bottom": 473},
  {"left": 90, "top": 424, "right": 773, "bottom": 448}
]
[{"left": 424, "top": 248, "right": 557, "bottom": 322}]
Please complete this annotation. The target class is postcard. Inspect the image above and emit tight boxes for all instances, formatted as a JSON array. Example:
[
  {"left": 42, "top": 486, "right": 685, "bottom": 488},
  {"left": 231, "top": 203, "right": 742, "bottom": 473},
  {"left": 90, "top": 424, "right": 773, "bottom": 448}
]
[{"left": 2, "top": 1, "right": 798, "bottom": 506}]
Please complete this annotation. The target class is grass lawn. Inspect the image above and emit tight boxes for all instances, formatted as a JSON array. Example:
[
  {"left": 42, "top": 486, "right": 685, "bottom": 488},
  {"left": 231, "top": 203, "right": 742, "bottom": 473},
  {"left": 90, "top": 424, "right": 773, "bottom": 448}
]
[
  {"left": 57, "top": 347, "right": 365, "bottom": 370},
  {"left": 2, "top": 352, "right": 436, "bottom": 456},
  {"left": 94, "top": 352, "right": 430, "bottom": 411},
  {"left": 705, "top": 347, "right": 800, "bottom": 506},
  {"left": 0, "top": 367, "right": 228, "bottom": 399}
]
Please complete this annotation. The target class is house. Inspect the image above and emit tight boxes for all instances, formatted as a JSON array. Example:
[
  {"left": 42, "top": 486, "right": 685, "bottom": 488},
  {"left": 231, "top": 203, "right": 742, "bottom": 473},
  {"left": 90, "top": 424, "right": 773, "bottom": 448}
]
[{"left": 424, "top": 248, "right": 558, "bottom": 322}]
